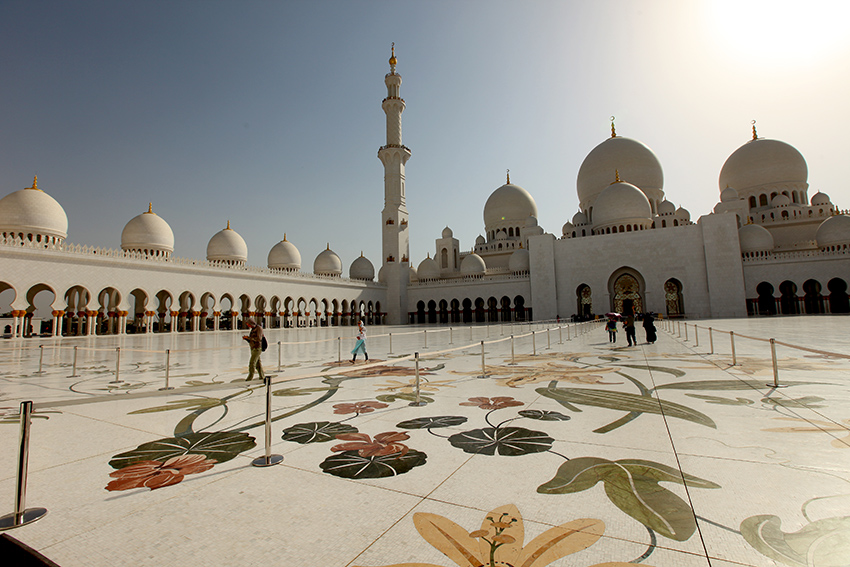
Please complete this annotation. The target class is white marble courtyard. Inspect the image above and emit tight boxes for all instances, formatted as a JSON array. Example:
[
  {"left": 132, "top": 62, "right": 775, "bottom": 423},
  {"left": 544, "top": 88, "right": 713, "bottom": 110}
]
[{"left": 1, "top": 316, "right": 849, "bottom": 566}]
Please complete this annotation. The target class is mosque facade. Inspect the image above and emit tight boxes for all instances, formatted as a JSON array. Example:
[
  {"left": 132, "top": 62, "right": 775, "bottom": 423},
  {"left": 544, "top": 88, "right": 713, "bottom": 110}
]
[{"left": 1, "top": 49, "right": 849, "bottom": 337}]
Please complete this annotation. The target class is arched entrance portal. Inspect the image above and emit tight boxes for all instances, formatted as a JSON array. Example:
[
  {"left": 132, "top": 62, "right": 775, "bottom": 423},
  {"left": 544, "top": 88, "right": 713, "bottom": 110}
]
[{"left": 610, "top": 270, "right": 644, "bottom": 314}]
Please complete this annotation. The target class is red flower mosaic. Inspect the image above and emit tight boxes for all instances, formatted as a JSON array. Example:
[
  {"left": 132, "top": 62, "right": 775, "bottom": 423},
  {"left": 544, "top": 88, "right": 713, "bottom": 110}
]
[
  {"left": 332, "top": 400, "right": 389, "bottom": 415},
  {"left": 105, "top": 454, "right": 217, "bottom": 491},
  {"left": 460, "top": 396, "right": 525, "bottom": 410},
  {"left": 331, "top": 431, "right": 410, "bottom": 457}
]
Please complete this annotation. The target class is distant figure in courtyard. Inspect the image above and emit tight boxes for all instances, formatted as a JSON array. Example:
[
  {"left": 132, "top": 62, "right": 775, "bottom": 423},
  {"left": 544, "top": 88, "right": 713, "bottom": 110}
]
[
  {"left": 605, "top": 317, "right": 617, "bottom": 343},
  {"left": 643, "top": 312, "right": 657, "bottom": 344},
  {"left": 243, "top": 318, "right": 265, "bottom": 381},
  {"left": 623, "top": 301, "right": 637, "bottom": 347},
  {"left": 351, "top": 320, "right": 368, "bottom": 363}
]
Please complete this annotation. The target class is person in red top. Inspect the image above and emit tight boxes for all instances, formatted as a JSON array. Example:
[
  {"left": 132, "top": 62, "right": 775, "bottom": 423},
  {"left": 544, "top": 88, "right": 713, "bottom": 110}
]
[{"left": 242, "top": 318, "right": 265, "bottom": 381}]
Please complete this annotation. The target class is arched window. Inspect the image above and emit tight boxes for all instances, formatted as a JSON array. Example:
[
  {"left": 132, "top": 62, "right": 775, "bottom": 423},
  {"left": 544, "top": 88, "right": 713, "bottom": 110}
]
[
  {"left": 759, "top": 194, "right": 768, "bottom": 206},
  {"left": 508, "top": 227, "right": 514, "bottom": 237},
  {"left": 664, "top": 279, "right": 684, "bottom": 317},
  {"left": 749, "top": 196, "right": 757, "bottom": 209},
  {"left": 441, "top": 248, "right": 448, "bottom": 269}
]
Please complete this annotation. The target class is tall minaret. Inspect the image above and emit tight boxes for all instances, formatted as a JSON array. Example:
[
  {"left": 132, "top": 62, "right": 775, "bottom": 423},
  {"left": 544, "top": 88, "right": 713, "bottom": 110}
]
[{"left": 378, "top": 43, "right": 411, "bottom": 325}]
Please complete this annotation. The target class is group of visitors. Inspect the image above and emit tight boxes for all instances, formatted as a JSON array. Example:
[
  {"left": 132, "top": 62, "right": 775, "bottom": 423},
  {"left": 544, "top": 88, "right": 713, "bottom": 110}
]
[
  {"left": 242, "top": 318, "right": 370, "bottom": 381},
  {"left": 606, "top": 308, "right": 656, "bottom": 346}
]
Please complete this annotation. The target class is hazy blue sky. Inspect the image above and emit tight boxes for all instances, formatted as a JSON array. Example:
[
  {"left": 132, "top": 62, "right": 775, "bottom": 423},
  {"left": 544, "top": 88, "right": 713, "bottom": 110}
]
[{"left": 3, "top": 0, "right": 849, "bottom": 271}]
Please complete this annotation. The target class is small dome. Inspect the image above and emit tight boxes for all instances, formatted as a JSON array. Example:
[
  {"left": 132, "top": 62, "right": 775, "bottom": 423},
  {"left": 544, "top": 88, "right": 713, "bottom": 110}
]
[
  {"left": 658, "top": 200, "right": 676, "bottom": 215},
  {"left": 572, "top": 211, "right": 588, "bottom": 225},
  {"left": 720, "top": 186, "right": 739, "bottom": 203},
  {"left": 811, "top": 192, "right": 832, "bottom": 206},
  {"left": 460, "top": 253, "right": 486, "bottom": 275},
  {"left": 475, "top": 234, "right": 486, "bottom": 245},
  {"left": 206, "top": 222, "right": 247, "bottom": 264},
  {"left": 577, "top": 136, "right": 664, "bottom": 210},
  {"left": 738, "top": 224, "right": 775, "bottom": 253},
  {"left": 121, "top": 204, "right": 174, "bottom": 255},
  {"left": 816, "top": 215, "right": 850, "bottom": 248},
  {"left": 349, "top": 254, "right": 375, "bottom": 281},
  {"left": 483, "top": 182, "right": 538, "bottom": 229},
  {"left": 592, "top": 181, "right": 652, "bottom": 229},
  {"left": 675, "top": 207, "right": 691, "bottom": 222},
  {"left": 408, "top": 266, "right": 418, "bottom": 282},
  {"left": 268, "top": 234, "right": 301, "bottom": 270},
  {"left": 771, "top": 194, "right": 791, "bottom": 207},
  {"left": 0, "top": 177, "right": 68, "bottom": 243},
  {"left": 495, "top": 229, "right": 507, "bottom": 240},
  {"left": 441, "top": 226, "right": 453, "bottom": 238},
  {"left": 524, "top": 215, "right": 539, "bottom": 228},
  {"left": 719, "top": 138, "right": 808, "bottom": 197},
  {"left": 508, "top": 248, "right": 530, "bottom": 272},
  {"left": 562, "top": 221, "right": 574, "bottom": 236},
  {"left": 313, "top": 245, "right": 342, "bottom": 276},
  {"left": 417, "top": 255, "right": 440, "bottom": 280},
  {"left": 378, "top": 266, "right": 386, "bottom": 283}
]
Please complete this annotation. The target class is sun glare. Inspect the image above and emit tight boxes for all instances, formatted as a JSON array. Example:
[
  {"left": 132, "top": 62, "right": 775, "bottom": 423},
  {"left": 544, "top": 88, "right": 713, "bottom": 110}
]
[{"left": 707, "top": 0, "right": 850, "bottom": 65}]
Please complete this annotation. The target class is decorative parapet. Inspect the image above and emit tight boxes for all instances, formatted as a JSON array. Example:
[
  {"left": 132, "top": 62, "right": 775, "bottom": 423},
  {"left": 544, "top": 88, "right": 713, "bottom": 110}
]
[
  {"left": 0, "top": 234, "right": 385, "bottom": 286},
  {"left": 409, "top": 271, "right": 530, "bottom": 287},
  {"left": 741, "top": 246, "right": 850, "bottom": 263}
]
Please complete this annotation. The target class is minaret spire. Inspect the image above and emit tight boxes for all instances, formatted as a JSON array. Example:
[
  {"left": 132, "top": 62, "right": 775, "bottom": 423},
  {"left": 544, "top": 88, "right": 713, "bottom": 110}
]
[{"left": 378, "top": 44, "right": 412, "bottom": 325}]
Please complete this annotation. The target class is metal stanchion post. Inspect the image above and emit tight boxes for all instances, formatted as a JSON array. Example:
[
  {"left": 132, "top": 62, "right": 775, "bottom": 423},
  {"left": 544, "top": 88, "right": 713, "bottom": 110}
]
[
  {"left": 0, "top": 401, "right": 48, "bottom": 530},
  {"left": 487, "top": 324, "right": 489, "bottom": 338},
  {"left": 678, "top": 321, "right": 681, "bottom": 338},
  {"left": 709, "top": 327, "right": 714, "bottom": 354},
  {"left": 159, "top": 349, "right": 173, "bottom": 391},
  {"left": 509, "top": 335, "right": 516, "bottom": 365},
  {"left": 558, "top": 326, "right": 562, "bottom": 344},
  {"left": 277, "top": 341, "right": 282, "bottom": 372},
  {"left": 337, "top": 337, "right": 341, "bottom": 363},
  {"left": 684, "top": 323, "right": 689, "bottom": 342},
  {"left": 424, "top": 329, "right": 427, "bottom": 349},
  {"left": 470, "top": 326, "right": 473, "bottom": 341},
  {"left": 547, "top": 328, "right": 551, "bottom": 349},
  {"left": 767, "top": 338, "right": 785, "bottom": 388},
  {"left": 252, "top": 376, "right": 283, "bottom": 467},
  {"left": 532, "top": 331, "right": 536, "bottom": 355},
  {"left": 68, "top": 345, "right": 80, "bottom": 378},
  {"left": 409, "top": 352, "right": 426, "bottom": 406},
  {"left": 110, "top": 347, "right": 122, "bottom": 383},
  {"left": 730, "top": 331, "right": 737, "bottom": 365},
  {"left": 480, "top": 341, "right": 487, "bottom": 378},
  {"left": 449, "top": 327, "right": 453, "bottom": 344},
  {"left": 695, "top": 325, "right": 699, "bottom": 347},
  {"left": 388, "top": 333, "right": 393, "bottom": 354},
  {"left": 35, "top": 345, "right": 45, "bottom": 375}
]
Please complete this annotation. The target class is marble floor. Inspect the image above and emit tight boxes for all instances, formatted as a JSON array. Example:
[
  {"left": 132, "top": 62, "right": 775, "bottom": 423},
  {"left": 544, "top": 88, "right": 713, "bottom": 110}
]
[{"left": 0, "top": 316, "right": 848, "bottom": 566}]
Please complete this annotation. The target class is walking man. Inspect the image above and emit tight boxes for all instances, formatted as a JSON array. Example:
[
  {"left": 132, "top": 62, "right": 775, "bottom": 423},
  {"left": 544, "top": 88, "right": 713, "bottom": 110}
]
[{"left": 243, "top": 318, "right": 265, "bottom": 381}]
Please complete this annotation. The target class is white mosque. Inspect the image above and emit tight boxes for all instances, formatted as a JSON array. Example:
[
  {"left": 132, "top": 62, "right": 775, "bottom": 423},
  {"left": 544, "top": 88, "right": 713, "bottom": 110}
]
[{"left": 1, "top": 47, "right": 849, "bottom": 338}]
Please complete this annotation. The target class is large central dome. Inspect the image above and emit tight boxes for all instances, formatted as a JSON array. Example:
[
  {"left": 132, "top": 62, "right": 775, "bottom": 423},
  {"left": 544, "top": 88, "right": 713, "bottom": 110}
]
[
  {"left": 483, "top": 182, "right": 538, "bottom": 229},
  {"left": 718, "top": 138, "right": 807, "bottom": 199},
  {"left": 0, "top": 177, "right": 68, "bottom": 243},
  {"left": 577, "top": 136, "right": 664, "bottom": 211}
]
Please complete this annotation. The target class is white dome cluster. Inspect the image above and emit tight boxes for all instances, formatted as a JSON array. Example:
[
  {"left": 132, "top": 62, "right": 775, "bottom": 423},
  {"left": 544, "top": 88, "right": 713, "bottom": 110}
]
[
  {"left": 0, "top": 177, "right": 68, "bottom": 245},
  {"left": 719, "top": 138, "right": 808, "bottom": 201},
  {"left": 591, "top": 180, "right": 653, "bottom": 233},
  {"left": 349, "top": 253, "right": 375, "bottom": 281},
  {"left": 483, "top": 179, "right": 538, "bottom": 231},
  {"left": 816, "top": 215, "right": 850, "bottom": 250}
]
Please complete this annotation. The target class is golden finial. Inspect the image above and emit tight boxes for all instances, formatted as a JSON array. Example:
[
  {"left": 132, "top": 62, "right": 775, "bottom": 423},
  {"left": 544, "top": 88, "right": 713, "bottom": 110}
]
[
  {"left": 326, "top": 243, "right": 330, "bottom": 250},
  {"left": 614, "top": 169, "right": 621, "bottom": 183},
  {"left": 507, "top": 169, "right": 510, "bottom": 184},
  {"left": 751, "top": 120, "right": 758, "bottom": 140},
  {"left": 360, "top": 251, "right": 364, "bottom": 257},
  {"left": 389, "top": 42, "right": 397, "bottom": 68},
  {"left": 283, "top": 233, "right": 287, "bottom": 241},
  {"left": 610, "top": 116, "right": 617, "bottom": 138},
  {"left": 147, "top": 203, "right": 153, "bottom": 213},
  {"left": 226, "top": 220, "right": 231, "bottom": 230}
]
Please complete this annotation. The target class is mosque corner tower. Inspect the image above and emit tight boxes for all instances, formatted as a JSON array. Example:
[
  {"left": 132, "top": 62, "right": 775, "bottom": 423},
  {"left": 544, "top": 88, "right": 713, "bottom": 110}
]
[{"left": 377, "top": 43, "right": 411, "bottom": 325}]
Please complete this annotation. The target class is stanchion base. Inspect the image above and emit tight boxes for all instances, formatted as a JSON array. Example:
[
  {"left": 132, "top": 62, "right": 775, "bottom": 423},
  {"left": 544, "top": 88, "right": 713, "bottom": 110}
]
[
  {"left": 33, "top": 371, "right": 46, "bottom": 375},
  {"left": 108, "top": 380, "right": 123, "bottom": 384},
  {"left": 0, "top": 507, "right": 48, "bottom": 531},
  {"left": 408, "top": 401, "right": 427, "bottom": 407},
  {"left": 67, "top": 374, "right": 80, "bottom": 378},
  {"left": 766, "top": 383, "right": 789, "bottom": 389},
  {"left": 252, "top": 454, "right": 283, "bottom": 467},
  {"left": 158, "top": 386, "right": 175, "bottom": 391},
  {"left": 478, "top": 374, "right": 489, "bottom": 379}
]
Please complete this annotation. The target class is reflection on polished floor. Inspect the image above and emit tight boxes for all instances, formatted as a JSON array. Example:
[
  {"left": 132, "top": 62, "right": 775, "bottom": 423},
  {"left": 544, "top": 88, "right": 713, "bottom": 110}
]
[{"left": 1, "top": 316, "right": 849, "bottom": 566}]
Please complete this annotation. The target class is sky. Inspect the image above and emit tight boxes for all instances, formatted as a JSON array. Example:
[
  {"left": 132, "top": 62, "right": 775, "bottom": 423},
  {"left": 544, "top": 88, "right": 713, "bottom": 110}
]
[{"left": 3, "top": 0, "right": 850, "bottom": 273}]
